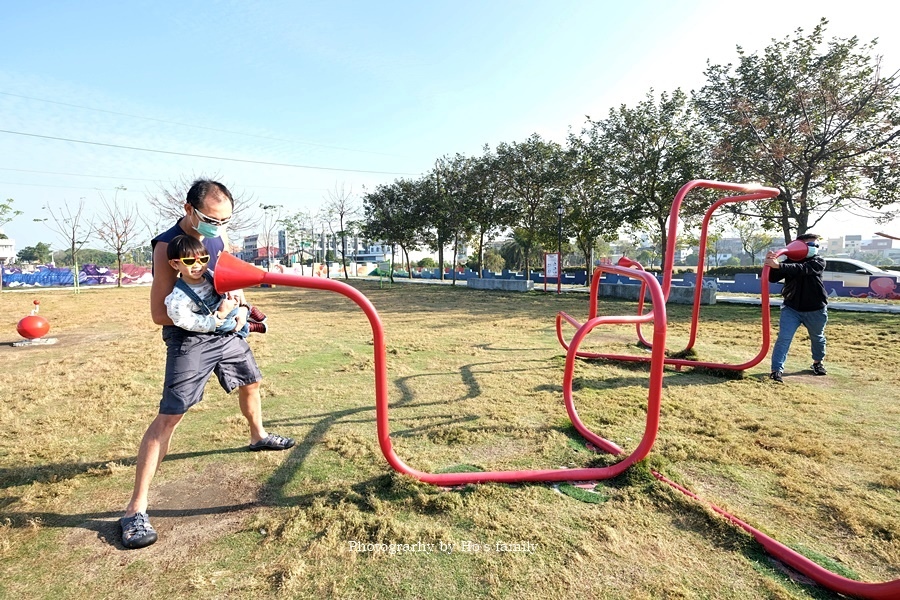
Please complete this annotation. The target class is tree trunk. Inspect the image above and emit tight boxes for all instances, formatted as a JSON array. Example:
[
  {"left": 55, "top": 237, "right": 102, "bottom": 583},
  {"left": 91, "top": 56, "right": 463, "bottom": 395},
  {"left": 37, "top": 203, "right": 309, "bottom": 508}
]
[
  {"left": 341, "top": 226, "right": 349, "bottom": 281},
  {"left": 478, "top": 230, "right": 485, "bottom": 278},
  {"left": 451, "top": 232, "right": 459, "bottom": 286}
]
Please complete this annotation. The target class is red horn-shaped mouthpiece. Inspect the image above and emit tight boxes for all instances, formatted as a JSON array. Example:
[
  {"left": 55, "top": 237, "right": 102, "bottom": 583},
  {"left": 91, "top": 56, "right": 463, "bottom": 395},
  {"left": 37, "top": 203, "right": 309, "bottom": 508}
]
[
  {"left": 617, "top": 256, "right": 642, "bottom": 269},
  {"left": 214, "top": 252, "right": 267, "bottom": 293},
  {"left": 777, "top": 239, "right": 812, "bottom": 261}
]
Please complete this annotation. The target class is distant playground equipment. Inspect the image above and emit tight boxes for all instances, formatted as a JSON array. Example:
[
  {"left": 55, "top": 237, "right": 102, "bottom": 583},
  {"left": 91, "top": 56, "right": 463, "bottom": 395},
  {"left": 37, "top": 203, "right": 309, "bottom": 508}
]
[
  {"left": 213, "top": 176, "right": 900, "bottom": 597},
  {"left": 375, "top": 260, "right": 392, "bottom": 288},
  {"left": 13, "top": 299, "right": 57, "bottom": 347}
]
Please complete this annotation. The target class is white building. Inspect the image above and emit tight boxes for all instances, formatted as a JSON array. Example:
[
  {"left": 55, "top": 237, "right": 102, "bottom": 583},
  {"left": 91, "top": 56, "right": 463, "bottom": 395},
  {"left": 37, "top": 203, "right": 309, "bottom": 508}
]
[
  {"left": 353, "top": 243, "right": 391, "bottom": 263},
  {"left": 0, "top": 229, "right": 15, "bottom": 265}
]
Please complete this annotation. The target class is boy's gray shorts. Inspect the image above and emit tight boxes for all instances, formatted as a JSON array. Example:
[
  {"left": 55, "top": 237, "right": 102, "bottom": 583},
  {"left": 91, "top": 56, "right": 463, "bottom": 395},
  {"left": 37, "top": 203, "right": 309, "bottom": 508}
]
[{"left": 159, "top": 326, "right": 262, "bottom": 415}]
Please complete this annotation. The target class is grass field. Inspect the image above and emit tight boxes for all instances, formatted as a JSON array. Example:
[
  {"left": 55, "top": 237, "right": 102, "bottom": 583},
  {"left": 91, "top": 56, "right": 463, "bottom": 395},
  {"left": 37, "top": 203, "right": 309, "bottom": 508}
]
[{"left": 0, "top": 281, "right": 898, "bottom": 599}]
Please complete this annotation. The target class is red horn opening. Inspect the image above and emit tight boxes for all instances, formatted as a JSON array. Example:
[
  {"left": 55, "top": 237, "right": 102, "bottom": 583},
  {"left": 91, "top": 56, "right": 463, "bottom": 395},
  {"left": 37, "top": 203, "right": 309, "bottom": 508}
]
[
  {"left": 778, "top": 239, "right": 812, "bottom": 261},
  {"left": 214, "top": 252, "right": 267, "bottom": 293}
]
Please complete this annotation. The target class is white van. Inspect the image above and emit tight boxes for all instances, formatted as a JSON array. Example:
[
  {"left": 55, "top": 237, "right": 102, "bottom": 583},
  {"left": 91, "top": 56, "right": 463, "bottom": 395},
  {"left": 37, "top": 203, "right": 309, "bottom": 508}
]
[{"left": 822, "top": 257, "right": 900, "bottom": 288}]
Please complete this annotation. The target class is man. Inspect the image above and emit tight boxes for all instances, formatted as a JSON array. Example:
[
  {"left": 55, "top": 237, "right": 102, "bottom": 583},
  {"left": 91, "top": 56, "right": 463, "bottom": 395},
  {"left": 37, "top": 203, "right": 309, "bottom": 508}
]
[
  {"left": 765, "top": 232, "right": 828, "bottom": 384},
  {"left": 120, "top": 179, "right": 294, "bottom": 550}
]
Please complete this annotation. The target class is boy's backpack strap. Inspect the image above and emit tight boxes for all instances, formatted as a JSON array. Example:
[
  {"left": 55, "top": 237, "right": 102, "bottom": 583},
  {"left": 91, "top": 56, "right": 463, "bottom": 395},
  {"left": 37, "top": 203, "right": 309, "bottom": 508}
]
[{"left": 174, "top": 277, "right": 214, "bottom": 315}]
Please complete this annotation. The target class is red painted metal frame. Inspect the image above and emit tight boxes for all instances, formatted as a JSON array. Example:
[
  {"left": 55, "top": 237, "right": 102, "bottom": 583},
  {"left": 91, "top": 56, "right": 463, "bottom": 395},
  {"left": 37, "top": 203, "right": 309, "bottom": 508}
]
[
  {"left": 217, "top": 240, "right": 900, "bottom": 597},
  {"left": 557, "top": 179, "right": 782, "bottom": 371},
  {"left": 652, "top": 471, "right": 900, "bottom": 600},
  {"left": 215, "top": 252, "right": 667, "bottom": 487},
  {"left": 581, "top": 428, "right": 900, "bottom": 599}
]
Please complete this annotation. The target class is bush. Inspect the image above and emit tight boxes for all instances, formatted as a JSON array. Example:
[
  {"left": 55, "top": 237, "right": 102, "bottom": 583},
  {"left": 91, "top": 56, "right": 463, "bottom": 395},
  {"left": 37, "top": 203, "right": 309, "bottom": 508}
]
[
  {"left": 417, "top": 257, "right": 437, "bottom": 268},
  {"left": 705, "top": 265, "right": 765, "bottom": 278}
]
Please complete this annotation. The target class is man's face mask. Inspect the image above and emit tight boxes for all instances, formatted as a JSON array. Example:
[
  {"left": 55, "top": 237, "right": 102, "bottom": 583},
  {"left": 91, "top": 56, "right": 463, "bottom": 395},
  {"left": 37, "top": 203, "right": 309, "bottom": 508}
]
[
  {"left": 805, "top": 241, "right": 819, "bottom": 258},
  {"left": 191, "top": 207, "right": 230, "bottom": 238},
  {"left": 194, "top": 220, "right": 223, "bottom": 238}
]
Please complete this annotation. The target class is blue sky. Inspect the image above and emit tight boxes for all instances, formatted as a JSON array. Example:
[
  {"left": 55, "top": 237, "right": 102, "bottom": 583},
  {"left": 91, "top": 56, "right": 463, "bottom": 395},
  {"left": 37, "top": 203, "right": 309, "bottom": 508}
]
[{"left": 2, "top": 0, "right": 898, "bottom": 251}]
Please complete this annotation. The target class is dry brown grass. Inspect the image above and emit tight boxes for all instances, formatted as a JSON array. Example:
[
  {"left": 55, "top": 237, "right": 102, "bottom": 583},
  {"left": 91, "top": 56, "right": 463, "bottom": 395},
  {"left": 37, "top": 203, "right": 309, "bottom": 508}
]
[{"left": 0, "top": 282, "right": 898, "bottom": 599}]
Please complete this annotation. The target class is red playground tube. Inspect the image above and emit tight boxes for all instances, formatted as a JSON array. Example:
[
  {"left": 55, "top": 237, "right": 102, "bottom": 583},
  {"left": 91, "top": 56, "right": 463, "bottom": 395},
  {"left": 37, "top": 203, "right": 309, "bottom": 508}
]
[
  {"left": 214, "top": 252, "right": 668, "bottom": 487},
  {"left": 557, "top": 179, "right": 782, "bottom": 372}
]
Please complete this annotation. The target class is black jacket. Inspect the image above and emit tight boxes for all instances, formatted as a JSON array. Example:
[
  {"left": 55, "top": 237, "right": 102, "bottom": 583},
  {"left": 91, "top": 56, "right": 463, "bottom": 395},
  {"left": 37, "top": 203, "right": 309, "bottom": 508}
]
[{"left": 768, "top": 255, "right": 828, "bottom": 311}]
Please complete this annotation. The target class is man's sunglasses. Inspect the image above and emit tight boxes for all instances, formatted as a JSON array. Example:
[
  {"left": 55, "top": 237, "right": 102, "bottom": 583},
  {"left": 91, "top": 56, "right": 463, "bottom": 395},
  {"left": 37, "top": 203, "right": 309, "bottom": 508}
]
[
  {"left": 194, "top": 207, "right": 231, "bottom": 226},
  {"left": 178, "top": 255, "right": 210, "bottom": 266}
]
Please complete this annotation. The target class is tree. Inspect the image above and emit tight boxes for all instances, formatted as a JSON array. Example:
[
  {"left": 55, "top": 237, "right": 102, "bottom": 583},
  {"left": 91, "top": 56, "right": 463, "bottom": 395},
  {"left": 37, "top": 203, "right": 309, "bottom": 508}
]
[
  {"left": 39, "top": 199, "right": 94, "bottom": 293},
  {"left": 597, "top": 89, "right": 709, "bottom": 268},
  {"left": 54, "top": 248, "right": 117, "bottom": 266},
  {"left": 281, "top": 210, "right": 312, "bottom": 272},
  {"left": 733, "top": 220, "right": 775, "bottom": 265},
  {"left": 706, "top": 226, "right": 725, "bottom": 268},
  {"left": 424, "top": 157, "right": 462, "bottom": 282},
  {"left": 466, "top": 148, "right": 515, "bottom": 277},
  {"left": 695, "top": 19, "right": 900, "bottom": 243},
  {"left": 1, "top": 198, "right": 23, "bottom": 289},
  {"left": 260, "top": 204, "right": 283, "bottom": 272},
  {"left": 562, "top": 127, "right": 624, "bottom": 284},
  {"left": 362, "top": 180, "right": 422, "bottom": 279},
  {"left": 323, "top": 182, "right": 360, "bottom": 280},
  {"left": 485, "top": 247, "right": 506, "bottom": 272},
  {"left": 495, "top": 133, "right": 565, "bottom": 275},
  {"left": 430, "top": 155, "right": 480, "bottom": 285},
  {"left": 499, "top": 230, "right": 538, "bottom": 272},
  {"left": 95, "top": 187, "right": 140, "bottom": 287},
  {"left": 16, "top": 242, "right": 52, "bottom": 263},
  {"left": 146, "top": 174, "right": 260, "bottom": 240}
]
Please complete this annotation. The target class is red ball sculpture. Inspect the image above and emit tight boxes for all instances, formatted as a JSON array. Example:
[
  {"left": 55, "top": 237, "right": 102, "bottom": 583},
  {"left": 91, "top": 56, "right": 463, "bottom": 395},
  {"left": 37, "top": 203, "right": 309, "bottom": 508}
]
[{"left": 17, "top": 315, "right": 50, "bottom": 340}]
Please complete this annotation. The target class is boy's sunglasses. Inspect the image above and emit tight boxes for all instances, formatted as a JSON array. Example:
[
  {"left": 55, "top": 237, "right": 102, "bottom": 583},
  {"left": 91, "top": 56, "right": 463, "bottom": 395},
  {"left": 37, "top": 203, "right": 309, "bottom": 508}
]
[
  {"left": 194, "top": 207, "right": 231, "bottom": 226},
  {"left": 178, "top": 255, "right": 210, "bottom": 266}
]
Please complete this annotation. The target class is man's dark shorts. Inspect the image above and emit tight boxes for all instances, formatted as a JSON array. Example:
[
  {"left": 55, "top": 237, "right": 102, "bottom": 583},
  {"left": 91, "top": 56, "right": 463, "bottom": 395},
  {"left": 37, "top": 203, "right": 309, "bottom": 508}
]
[{"left": 160, "top": 326, "right": 262, "bottom": 415}]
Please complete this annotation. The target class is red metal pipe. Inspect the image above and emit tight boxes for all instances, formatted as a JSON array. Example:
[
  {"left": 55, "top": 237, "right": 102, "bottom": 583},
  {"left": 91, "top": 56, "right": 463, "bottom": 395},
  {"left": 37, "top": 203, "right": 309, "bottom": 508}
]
[
  {"left": 557, "top": 180, "right": 782, "bottom": 372},
  {"left": 214, "top": 253, "right": 670, "bottom": 486},
  {"left": 651, "top": 471, "right": 900, "bottom": 600}
]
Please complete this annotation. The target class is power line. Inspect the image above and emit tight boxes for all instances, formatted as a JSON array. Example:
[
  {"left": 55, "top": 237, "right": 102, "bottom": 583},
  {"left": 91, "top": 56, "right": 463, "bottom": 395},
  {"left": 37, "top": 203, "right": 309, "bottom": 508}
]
[
  {"left": 0, "top": 129, "right": 419, "bottom": 176},
  {"left": 0, "top": 167, "right": 329, "bottom": 191},
  {"left": 0, "top": 90, "right": 403, "bottom": 158},
  {"left": 0, "top": 180, "right": 132, "bottom": 191},
  {"left": 0, "top": 168, "right": 159, "bottom": 183}
]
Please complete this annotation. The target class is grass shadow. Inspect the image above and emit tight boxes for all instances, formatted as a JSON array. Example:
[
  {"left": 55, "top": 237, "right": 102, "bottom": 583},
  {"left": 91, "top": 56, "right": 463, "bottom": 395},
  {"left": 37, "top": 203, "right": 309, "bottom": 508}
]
[{"left": 0, "top": 447, "right": 248, "bottom": 490}]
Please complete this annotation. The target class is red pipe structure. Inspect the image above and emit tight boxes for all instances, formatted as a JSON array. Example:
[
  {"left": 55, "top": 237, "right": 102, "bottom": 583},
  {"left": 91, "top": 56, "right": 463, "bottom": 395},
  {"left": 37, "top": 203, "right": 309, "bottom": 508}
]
[
  {"left": 557, "top": 179, "right": 784, "bottom": 372},
  {"left": 553, "top": 179, "right": 900, "bottom": 598},
  {"left": 215, "top": 252, "right": 667, "bottom": 486},
  {"left": 651, "top": 471, "right": 900, "bottom": 600},
  {"left": 215, "top": 213, "right": 899, "bottom": 597}
]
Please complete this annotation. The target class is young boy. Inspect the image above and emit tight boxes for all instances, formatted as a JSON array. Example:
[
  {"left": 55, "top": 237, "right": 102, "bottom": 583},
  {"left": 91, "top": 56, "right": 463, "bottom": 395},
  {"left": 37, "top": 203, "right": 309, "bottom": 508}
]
[{"left": 164, "top": 235, "right": 267, "bottom": 336}]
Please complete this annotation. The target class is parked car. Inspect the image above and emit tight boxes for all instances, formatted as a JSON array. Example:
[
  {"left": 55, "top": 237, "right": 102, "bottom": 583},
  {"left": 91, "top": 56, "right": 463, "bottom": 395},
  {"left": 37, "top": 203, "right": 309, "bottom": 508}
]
[{"left": 821, "top": 257, "right": 900, "bottom": 288}]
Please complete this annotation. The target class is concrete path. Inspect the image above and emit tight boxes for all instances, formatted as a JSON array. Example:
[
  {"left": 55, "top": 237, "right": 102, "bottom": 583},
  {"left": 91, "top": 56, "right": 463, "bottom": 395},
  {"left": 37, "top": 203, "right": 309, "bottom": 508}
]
[{"left": 717, "top": 294, "right": 900, "bottom": 314}]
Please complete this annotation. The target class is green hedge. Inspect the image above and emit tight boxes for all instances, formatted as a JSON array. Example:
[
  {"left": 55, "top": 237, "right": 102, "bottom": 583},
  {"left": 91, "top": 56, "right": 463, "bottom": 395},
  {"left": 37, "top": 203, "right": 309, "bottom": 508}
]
[{"left": 705, "top": 265, "right": 765, "bottom": 277}]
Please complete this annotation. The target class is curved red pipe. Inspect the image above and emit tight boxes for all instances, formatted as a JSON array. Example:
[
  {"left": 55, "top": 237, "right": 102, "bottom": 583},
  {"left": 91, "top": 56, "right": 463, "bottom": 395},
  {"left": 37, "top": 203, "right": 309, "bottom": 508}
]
[
  {"left": 651, "top": 471, "right": 900, "bottom": 600},
  {"left": 215, "top": 254, "right": 668, "bottom": 486},
  {"left": 562, "top": 267, "right": 668, "bottom": 457},
  {"left": 557, "top": 180, "right": 781, "bottom": 372}
]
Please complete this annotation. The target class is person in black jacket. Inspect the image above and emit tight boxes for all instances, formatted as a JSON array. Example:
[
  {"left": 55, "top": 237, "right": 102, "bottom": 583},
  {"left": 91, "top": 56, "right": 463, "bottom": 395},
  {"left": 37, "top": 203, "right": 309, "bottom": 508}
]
[{"left": 764, "top": 233, "right": 828, "bottom": 383}]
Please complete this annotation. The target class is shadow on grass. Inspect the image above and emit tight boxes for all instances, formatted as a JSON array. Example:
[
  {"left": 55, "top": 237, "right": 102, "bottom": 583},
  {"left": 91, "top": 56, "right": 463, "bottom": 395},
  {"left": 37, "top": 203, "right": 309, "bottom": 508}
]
[
  {"left": 252, "top": 281, "right": 775, "bottom": 326},
  {"left": 0, "top": 447, "right": 247, "bottom": 490}
]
